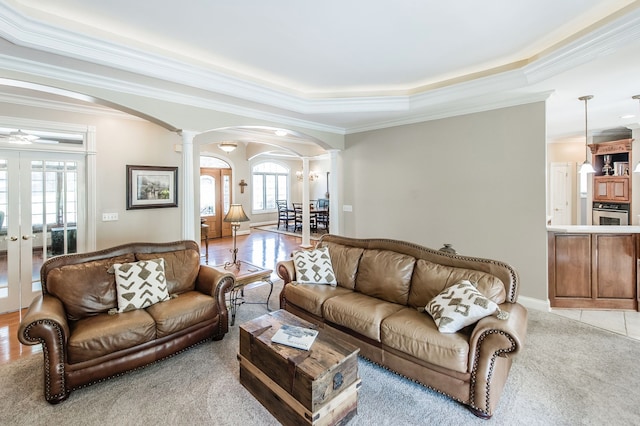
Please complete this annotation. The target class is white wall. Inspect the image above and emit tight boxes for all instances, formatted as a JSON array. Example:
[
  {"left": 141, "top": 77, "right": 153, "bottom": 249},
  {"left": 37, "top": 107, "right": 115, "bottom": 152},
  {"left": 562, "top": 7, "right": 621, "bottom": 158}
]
[{"left": 342, "top": 102, "right": 548, "bottom": 301}]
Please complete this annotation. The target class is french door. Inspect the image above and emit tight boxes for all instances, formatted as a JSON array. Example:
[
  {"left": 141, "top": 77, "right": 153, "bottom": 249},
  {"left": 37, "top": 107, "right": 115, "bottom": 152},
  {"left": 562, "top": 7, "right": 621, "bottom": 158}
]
[{"left": 0, "top": 151, "right": 85, "bottom": 314}]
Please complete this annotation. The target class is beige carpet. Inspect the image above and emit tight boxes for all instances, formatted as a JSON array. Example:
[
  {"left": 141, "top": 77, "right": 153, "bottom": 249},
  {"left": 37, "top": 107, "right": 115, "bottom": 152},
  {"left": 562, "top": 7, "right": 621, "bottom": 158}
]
[{"left": 3, "top": 281, "right": 640, "bottom": 425}]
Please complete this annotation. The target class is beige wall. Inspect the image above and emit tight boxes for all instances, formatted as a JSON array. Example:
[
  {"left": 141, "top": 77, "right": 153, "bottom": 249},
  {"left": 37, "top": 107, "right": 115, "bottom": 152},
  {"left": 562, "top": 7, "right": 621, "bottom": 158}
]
[
  {"left": 342, "top": 102, "right": 548, "bottom": 301},
  {"left": 0, "top": 103, "right": 183, "bottom": 249}
]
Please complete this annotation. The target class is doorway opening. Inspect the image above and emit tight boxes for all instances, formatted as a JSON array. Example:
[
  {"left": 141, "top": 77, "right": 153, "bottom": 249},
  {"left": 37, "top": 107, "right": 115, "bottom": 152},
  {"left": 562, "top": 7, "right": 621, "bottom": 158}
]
[{"left": 200, "top": 156, "right": 232, "bottom": 240}]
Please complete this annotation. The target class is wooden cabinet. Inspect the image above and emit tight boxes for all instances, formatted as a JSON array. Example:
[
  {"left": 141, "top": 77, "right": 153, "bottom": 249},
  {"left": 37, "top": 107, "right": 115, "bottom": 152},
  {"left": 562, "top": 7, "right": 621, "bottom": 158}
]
[
  {"left": 548, "top": 231, "right": 638, "bottom": 310},
  {"left": 589, "top": 139, "right": 632, "bottom": 203},
  {"left": 593, "top": 176, "right": 629, "bottom": 202}
]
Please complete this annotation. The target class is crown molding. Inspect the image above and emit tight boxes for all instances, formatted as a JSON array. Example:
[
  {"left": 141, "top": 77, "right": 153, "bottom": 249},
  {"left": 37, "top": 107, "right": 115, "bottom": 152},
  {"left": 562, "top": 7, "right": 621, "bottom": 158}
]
[
  {"left": 0, "top": 2, "right": 639, "bottom": 134},
  {"left": 0, "top": 91, "right": 141, "bottom": 120},
  {"left": 0, "top": 54, "right": 346, "bottom": 135},
  {"left": 523, "top": 5, "right": 640, "bottom": 84},
  {"left": 345, "top": 91, "right": 554, "bottom": 134}
]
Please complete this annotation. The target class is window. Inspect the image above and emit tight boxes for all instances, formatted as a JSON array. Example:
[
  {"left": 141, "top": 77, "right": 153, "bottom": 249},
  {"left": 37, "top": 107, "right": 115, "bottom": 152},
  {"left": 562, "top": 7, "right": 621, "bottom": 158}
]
[{"left": 252, "top": 162, "right": 288, "bottom": 212}]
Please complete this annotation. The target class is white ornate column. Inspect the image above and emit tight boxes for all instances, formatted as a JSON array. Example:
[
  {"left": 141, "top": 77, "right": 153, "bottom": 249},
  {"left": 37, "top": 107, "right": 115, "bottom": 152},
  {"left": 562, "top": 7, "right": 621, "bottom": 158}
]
[
  {"left": 327, "top": 149, "right": 339, "bottom": 235},
  {"left": 181, "top": 130, "right": 197, "bottom": 241},
  {"left": 301, "top": 157, "right": 312, "bottom": 247}
]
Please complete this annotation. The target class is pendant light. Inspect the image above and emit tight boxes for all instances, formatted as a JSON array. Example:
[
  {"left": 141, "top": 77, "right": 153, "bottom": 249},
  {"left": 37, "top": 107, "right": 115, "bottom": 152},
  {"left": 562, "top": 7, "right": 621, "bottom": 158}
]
[{"left": 579, "top": 95, "right": 595, "bottom": 174}]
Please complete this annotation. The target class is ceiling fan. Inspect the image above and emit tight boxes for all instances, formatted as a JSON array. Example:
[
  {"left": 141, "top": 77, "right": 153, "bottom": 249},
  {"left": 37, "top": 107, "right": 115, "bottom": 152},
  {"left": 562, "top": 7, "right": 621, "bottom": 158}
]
[{"left": 0, "top": 129, "right": 59, "bottom": 145}]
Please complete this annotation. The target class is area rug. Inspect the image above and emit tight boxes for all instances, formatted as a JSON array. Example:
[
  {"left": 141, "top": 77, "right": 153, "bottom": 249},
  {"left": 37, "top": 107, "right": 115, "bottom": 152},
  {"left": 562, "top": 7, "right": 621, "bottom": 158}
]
[
  {"left": 3, "top": 281, "right": 640, "bottom": 425},
  {"left": 253, "top": 224, "right": 328, "bottom": 240}
]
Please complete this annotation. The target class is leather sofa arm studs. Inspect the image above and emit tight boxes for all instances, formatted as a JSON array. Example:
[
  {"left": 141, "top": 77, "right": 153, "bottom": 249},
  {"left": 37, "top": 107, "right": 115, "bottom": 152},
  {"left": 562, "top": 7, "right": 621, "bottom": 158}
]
[
  {"left": 276, "top": 235, "right": 528, "bottom": 419},
  {"left": 18, "top": 240, "right": 235, "bottom": 404}
]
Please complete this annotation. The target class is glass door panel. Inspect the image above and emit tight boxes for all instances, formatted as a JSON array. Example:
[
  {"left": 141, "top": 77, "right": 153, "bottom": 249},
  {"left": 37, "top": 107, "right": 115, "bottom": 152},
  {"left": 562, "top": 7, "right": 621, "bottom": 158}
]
[{"left": 0, "top": 152, "right": 83, "bottom": 314}]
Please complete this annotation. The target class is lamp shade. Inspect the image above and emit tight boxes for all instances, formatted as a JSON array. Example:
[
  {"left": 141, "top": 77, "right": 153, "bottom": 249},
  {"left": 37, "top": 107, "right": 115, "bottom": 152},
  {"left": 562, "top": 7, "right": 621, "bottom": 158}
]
[
  {"left": 580, "top": 160, "right": 596, "bottom": 174},
  {"left": 224, "top": 204, "right": 250, "bottom": 223}
]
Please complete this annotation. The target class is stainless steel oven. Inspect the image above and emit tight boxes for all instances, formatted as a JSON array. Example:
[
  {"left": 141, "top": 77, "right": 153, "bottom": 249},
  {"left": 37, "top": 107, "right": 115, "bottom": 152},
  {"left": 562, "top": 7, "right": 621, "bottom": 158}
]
[{"left": 592, "top": 203, "right": 629, "bottom": 225}]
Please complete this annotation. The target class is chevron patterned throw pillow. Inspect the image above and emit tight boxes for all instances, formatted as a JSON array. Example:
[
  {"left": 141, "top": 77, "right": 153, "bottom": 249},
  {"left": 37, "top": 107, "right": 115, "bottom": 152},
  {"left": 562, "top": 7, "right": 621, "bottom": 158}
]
[
  {"left": 293, "top": 247, "right": 337, "bottom": 286},
  {"left": 425, "top": 280, "right": 509, "bottom": 333},
  {"left": 113, "top": 258, "right": 169, "bottom": 313}
]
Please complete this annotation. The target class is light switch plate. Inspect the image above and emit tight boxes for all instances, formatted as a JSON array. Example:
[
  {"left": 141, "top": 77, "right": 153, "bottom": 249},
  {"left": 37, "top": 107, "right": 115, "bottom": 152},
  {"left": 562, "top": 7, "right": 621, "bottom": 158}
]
[{"left": 102, "top": 213, "right": 118, "bottom": 221}]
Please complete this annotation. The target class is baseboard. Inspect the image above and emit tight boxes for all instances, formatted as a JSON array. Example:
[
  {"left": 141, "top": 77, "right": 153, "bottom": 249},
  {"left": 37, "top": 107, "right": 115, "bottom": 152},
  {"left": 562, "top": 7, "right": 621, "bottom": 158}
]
[
  {"left": 517, "top": 295, "right": 550, "bottom": 312},
  {"left": 251, "top": 220, "right": 277, "bottom": 227}
]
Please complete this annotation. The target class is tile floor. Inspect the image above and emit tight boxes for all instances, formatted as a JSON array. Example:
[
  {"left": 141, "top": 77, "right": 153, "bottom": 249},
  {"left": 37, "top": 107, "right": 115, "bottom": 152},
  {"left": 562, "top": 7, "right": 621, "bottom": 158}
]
[{"left": 550, "top": 308, "right": 640, "bottom": 341}]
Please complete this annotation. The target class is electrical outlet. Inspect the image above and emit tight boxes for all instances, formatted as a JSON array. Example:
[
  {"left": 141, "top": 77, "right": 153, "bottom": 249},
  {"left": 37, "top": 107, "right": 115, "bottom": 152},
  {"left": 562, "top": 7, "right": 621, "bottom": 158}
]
[
  {"left": 343, "top": 205, "right": 353, "bottom": 212},
  {"left": 102, "top": 213, "right": 118, "bottom": 221}
]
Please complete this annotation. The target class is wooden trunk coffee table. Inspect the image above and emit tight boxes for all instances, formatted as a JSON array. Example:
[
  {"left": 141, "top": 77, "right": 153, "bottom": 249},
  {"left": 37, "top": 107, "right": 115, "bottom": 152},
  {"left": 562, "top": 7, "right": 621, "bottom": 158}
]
[{"left": 238, "top": 310, "right": 361, "bottom": 426}]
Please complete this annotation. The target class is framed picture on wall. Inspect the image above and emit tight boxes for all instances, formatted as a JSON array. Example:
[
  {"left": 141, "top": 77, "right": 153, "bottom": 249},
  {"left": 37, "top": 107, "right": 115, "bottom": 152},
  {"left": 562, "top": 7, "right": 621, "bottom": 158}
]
[{"left": 126, "top": 165, "right": 178, "bottom": 209}]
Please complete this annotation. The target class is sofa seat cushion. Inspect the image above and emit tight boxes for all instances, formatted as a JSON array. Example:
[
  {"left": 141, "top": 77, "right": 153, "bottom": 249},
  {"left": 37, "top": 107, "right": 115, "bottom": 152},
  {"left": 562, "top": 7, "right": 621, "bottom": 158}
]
[
  {"left": 67, "top": 309, "right": 156, "bottom": 364},
  {"left": 381, "top": 308, "right": 470, "bottom": 373},
  {"left": 283, "top": 284, "right": 353, "bottom": 316},
  {"left": 145, "top": 291, "right": 216, "bottom": 338},
  {"left": 322, "top": 292, "right": 404, "bottom": 342}
]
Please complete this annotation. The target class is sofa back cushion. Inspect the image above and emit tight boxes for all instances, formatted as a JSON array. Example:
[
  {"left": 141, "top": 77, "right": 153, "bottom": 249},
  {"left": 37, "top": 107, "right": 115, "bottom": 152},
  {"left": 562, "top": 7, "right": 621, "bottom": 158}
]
[
  {"left": 324, "top": 242, "right": 364, "bottom": 290},
  {"left": 355, "top": 249, "right": 415, "bottom": 305},
  {"left": 46, "top": 253, "right": 136, "bottom": 321},
  {"left": 408, "top": 258, "right": 506, "bottom": 309},
  {"left": 136, "top": 249, "right": 199, "bottom": 295}
]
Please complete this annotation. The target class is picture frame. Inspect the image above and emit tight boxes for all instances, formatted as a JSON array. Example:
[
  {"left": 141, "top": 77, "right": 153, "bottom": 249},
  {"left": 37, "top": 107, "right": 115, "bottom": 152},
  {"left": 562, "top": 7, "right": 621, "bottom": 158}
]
[{"left": 126, "top": 165, "right": 178, "bottom": 210}]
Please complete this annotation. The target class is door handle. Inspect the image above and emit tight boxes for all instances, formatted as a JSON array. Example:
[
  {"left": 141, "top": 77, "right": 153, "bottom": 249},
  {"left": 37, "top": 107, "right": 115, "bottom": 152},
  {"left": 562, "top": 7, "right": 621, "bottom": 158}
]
[
  {"left": 7, "top": 236, "right": 17, "bottom": 241},
  {"left": 22, "top": 234, "right": 35, "bottom": 240}
]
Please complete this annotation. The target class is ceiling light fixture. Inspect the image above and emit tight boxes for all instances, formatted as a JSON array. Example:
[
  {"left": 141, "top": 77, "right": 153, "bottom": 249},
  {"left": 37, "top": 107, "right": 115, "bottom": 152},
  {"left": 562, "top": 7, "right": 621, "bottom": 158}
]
[
  {"left": 218, "top": 142, "right": 237, "bottom": 153},
  {"left": 578, "top": 95, "right": 595, "bottom": 174},
  {"left": 275, "top": 129, "right": 288, "bottom": 137}
]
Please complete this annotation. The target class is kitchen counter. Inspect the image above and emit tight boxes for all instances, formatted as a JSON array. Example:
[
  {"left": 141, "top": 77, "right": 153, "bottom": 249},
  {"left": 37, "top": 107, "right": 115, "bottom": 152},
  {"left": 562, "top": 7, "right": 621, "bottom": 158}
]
[{"left": 547, "top": 225, "right": 640, "bottom": 233}]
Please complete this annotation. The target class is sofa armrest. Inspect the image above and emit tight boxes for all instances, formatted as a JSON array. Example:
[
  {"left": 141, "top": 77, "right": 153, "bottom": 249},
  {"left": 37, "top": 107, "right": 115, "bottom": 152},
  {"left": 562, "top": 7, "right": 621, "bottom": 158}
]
[
  {"left": 195, "top": 265, "right": 235, "bottom": 337},
  {"left": 195, "top": 265, "right": 235, "bottom": 297},
  {"left": 18, "top": 294, "right": 70, "bottom": 346},
  {"left": 468, "top": 302, "right": 528, "bottom": 367},
  {"left": 466, "top": 302, "right": 528, "bottom": 416},
  {"left": 276, "top": 259, "right": 295, "bottom": 283},
  {"left": 18, "top": 294, "right": 71, "bottom": 403}
]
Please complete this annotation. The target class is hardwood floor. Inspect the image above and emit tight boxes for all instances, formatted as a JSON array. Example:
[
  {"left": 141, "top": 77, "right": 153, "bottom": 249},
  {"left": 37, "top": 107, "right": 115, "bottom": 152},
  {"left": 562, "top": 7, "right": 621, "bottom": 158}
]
[{"left": 0, "top": 228, "right": 308, "bottom": 365}]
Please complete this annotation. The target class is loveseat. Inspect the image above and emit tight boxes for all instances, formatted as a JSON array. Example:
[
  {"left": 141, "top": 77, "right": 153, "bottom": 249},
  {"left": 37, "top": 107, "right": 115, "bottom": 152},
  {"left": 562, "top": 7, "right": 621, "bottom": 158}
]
[
  {"left": 18, "top": 240, "right": 234, "bottom": 404},
  {"left": 277, "top": 235, "right": 527, "bottom": 419}
]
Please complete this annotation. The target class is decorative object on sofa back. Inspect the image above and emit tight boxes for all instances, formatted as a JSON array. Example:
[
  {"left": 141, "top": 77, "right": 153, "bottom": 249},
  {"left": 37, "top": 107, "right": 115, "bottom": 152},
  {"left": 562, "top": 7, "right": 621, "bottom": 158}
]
[{"left": 17, "top": 240, "right": 235, "bottom": 404}]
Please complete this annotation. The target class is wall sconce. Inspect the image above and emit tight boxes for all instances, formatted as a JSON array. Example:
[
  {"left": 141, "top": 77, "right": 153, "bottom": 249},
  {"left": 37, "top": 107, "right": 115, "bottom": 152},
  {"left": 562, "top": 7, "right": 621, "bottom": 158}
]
[{"left": 296, "top": 171, "right": 319, "bottom": 181}]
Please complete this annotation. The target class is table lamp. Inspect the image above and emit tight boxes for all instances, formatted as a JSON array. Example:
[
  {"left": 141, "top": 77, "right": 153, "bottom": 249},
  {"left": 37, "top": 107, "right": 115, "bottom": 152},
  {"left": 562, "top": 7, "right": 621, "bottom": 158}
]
[{"left": 223, "top": 203, "right": 250, "bottom": 269}]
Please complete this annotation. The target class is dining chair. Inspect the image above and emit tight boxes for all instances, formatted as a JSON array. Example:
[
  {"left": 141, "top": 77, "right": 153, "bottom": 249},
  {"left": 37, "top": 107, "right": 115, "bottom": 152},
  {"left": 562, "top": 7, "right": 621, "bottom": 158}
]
[
  {"left": 276, "top": 200, "right": 295, "bottom": 230},
  {"left": 293, "top": 202, "right": 317, "bottom": 232},
  {"left": 315, "top": 198, "right": 329, "bottom": 231}
]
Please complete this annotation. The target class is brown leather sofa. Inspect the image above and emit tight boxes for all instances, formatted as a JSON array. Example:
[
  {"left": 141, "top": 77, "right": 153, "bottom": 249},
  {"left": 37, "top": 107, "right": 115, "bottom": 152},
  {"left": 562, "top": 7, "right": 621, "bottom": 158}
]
[
  {"left": 18, "top": 240, "right": 234, "bottom": 404},
  {"left": 277, "top": 235, "right": 528, "bottom": 419}
]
